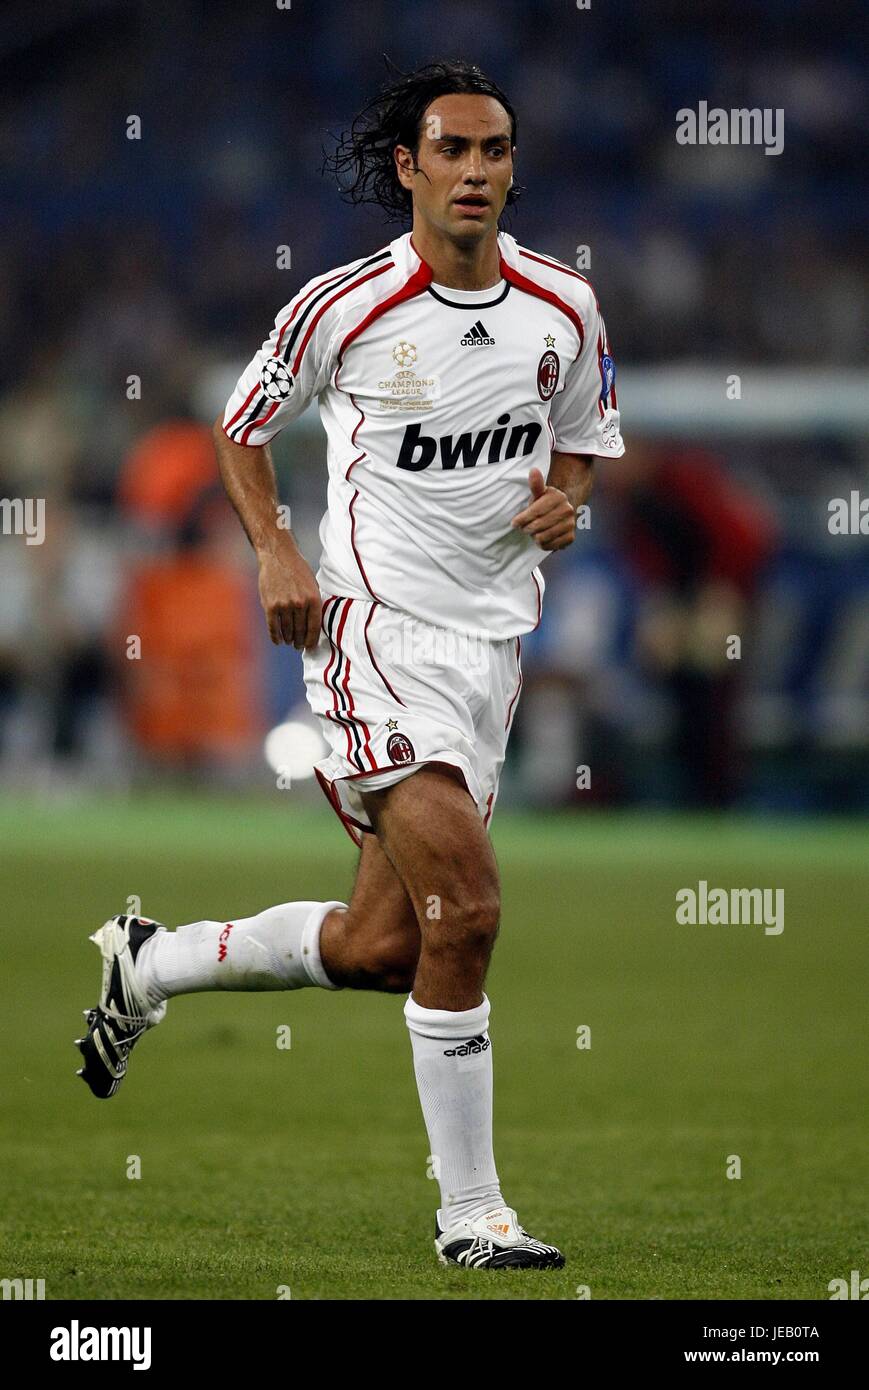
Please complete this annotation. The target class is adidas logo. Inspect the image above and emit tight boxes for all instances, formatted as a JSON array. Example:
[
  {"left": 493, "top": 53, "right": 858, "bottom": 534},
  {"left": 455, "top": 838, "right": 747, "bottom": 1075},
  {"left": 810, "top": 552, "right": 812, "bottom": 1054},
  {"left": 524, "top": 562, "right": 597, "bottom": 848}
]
[
  {"left": 460, "top": 320, "right": 495, "bottom": 347},
  {"left": 443, "top": 1034, "right": 491, "bottom": 1057}
]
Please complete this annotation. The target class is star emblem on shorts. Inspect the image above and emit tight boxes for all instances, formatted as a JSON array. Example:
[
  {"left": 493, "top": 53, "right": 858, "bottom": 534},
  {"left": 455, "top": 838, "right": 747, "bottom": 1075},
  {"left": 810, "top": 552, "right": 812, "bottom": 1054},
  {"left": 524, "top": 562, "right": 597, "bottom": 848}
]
[
  {"left": 544, "top": 334, "right": 556, "bottom": 348},
  {"left": 385, "top": 718, "right": 399, "bottom": 731}
]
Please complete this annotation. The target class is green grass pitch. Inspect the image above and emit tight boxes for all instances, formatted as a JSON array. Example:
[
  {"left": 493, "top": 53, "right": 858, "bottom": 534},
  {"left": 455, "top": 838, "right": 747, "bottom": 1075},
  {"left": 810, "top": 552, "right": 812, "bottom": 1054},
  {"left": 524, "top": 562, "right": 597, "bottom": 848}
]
[{"left": 2, "top": 794, "right": 867, "bottom": 1300}]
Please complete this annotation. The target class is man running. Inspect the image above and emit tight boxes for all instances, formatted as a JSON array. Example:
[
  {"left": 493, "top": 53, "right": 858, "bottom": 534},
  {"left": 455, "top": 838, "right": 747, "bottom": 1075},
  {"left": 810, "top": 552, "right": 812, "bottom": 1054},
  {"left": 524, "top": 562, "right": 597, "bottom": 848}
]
[{"left": 77, "top": 59, "right": 624, "bottom": 1271}]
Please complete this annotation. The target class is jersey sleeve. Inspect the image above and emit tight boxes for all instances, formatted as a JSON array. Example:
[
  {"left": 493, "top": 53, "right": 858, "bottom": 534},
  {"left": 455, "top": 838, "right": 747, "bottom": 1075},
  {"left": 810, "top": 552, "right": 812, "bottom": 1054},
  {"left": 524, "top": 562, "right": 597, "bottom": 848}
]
[
  {"left": 221, "top": 281, "right": 340, "bottom": 447},
  {"left": 548, "top": 284, "right": 624, "bottom": 458}
]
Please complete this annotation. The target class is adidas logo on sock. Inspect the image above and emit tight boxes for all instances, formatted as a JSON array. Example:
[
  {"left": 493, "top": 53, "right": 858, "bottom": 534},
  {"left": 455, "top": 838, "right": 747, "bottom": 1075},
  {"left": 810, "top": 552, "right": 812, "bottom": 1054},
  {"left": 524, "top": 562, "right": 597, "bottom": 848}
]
[
  {"left": 460, "top": 320, "right": 495, "bottom": 347},
  {"left": 443, "top": 1034, "right": 491, "bottom": 1057}
]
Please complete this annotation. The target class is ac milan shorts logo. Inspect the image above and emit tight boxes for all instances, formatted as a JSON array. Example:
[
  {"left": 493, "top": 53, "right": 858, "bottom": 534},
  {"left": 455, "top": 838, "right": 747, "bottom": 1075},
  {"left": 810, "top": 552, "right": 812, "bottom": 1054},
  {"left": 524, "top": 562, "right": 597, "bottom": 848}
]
[
  {"left": 537, "top": 350, "right": 560, "bottom": 401},
  {"left": 387, "top": 731, "right": 415, "bottom": 765}
]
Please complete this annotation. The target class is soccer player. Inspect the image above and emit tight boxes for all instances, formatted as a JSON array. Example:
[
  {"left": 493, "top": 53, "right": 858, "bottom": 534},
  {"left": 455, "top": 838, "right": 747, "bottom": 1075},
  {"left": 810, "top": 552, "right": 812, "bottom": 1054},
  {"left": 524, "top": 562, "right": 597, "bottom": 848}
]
[{"left": 77, "top": 60, "right": 624, "bottom": 1271}]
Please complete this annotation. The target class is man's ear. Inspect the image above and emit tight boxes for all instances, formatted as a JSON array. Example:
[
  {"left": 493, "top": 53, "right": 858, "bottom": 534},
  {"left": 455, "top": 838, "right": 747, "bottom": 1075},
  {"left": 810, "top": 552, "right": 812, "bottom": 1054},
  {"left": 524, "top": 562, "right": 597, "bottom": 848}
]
[{"left": 394, "top": 144, "right": 416, "bottom": 191}]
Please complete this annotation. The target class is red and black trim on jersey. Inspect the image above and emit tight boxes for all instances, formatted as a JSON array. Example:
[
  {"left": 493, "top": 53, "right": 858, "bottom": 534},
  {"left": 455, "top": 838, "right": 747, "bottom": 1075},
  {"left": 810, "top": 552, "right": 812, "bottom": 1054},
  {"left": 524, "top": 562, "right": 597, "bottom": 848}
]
[
  {"left": 327, "top": 258, "right": 434, "bottom": 600},
  {"left": 225, "top": 249, "right": 394, "bottom": 445},
  {"left": 275, "top": 250, "right": 392, "bottom": 362},
  {"left": 344, "top": 457, "right": 381, "bottom": 603},
  {"left": 511, "top": 243, "right": 617, "bottom": 419},
  {"left": 516, "top": 246, "right": 602, "bottom": 310},
  {"left": 335, "top": 256, "right": 433, "bottom": 365},
  {"left": 499, "top": 250, "right": 586, "bottom": 351}
]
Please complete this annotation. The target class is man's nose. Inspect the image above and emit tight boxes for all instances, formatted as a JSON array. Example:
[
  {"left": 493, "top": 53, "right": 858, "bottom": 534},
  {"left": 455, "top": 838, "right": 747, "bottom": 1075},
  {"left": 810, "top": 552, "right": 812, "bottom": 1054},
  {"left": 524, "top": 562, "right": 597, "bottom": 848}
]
[{"left": 462, "top": 154, "right": 485, "bottom": 183}]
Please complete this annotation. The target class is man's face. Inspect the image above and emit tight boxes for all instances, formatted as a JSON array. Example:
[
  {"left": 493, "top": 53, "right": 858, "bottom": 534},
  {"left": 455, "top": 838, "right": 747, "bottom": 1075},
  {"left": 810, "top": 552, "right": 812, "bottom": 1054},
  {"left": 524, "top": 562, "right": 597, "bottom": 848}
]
[{"left": 395, "top": 93, "right": 514, "bottom": 246}]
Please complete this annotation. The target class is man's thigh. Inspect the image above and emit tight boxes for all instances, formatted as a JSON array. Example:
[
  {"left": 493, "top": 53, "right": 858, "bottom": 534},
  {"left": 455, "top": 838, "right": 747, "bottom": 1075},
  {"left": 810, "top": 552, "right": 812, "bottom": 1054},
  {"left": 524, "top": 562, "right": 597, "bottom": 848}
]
[
  {"left": 361, "top": 766, "right": 501, "bottom": 959},
  {"left": 319, "top": 831, "right": 420, "bottom": 992},
  {"left": 341, "top": 761, "right": 497, "bottom": 943},
  {"left": 347, "top": 831, "right": 419, "bottom": 942},
  {"left": 358, "top": 767, "right": 494, "bottom": 906}
]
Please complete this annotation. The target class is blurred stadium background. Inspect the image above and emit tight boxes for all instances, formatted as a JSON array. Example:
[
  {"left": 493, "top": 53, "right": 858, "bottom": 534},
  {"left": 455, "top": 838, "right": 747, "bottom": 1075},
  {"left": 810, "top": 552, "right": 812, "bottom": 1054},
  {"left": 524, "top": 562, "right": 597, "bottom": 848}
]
[
  {"left": 1, "top": 0, "right": 866, "bottom": 812},
  {"left": 2, "top": 0, "right": 868, "bottom": 1302}
]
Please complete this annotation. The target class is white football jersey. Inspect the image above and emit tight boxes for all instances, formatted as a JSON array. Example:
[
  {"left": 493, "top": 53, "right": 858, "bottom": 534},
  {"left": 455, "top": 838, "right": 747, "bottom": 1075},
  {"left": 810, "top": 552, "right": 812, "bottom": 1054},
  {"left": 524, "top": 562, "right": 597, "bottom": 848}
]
[{"left": 222, "top": 231, "right": 624, "bottom": 639}]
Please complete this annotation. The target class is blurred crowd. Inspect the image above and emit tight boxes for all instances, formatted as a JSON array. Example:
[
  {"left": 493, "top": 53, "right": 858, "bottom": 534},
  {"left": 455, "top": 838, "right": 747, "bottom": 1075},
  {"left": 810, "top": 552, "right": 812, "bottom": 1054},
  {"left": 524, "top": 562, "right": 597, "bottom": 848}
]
[{"left": 0, "top": 0, "right": 866, "bottom": 809}]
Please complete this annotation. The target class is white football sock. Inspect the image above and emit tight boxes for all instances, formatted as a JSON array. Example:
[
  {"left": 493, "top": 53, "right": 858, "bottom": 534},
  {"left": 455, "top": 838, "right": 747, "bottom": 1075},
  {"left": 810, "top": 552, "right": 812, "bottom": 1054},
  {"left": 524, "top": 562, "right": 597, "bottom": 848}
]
[
  {"left": 404, "top": 993, "right": 504, "bottom": 1230},
  {"left": 134, "top": 901, "right": 346, "bottom": 1007}
]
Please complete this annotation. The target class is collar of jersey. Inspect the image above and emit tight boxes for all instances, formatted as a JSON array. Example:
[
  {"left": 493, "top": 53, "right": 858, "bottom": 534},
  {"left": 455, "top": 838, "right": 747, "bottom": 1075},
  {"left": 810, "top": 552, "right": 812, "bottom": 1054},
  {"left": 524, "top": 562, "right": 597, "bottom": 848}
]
[
  {"left": 427, "top": 280, "right": 509, "bottom": 308},
  {"left": 405, "top": 231, "right": 514, "bottom": 308}
]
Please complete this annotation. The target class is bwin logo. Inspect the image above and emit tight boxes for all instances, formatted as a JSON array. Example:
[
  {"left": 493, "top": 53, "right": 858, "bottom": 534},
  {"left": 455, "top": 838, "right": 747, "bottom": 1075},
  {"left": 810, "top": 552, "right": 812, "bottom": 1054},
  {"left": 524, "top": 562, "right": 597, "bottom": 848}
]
[
  {"left": 397, "top": 414, "right": 542, "bottom": 471},
  {"left": 460, "top": 320, "right": 495, "bottom": 347}
]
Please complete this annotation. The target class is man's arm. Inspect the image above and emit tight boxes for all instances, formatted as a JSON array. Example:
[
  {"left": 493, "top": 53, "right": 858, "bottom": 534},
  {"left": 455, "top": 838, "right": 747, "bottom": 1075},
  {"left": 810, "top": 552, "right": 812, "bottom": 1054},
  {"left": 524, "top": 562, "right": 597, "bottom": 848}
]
[
  {"left": 510, "top": 451, "right": 595, "bottom": 551},
  {"left": 212, "top": 418, "right": 322, "bottom": 650},
  {"left": 547, "top": 450, "right": 595, "bottom": 512}
]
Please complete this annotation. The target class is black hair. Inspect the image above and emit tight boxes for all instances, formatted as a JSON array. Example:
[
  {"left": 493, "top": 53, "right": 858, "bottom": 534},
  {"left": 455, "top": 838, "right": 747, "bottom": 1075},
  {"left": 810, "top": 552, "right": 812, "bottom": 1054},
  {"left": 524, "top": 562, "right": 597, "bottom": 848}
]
[{"left": 323, "top": 57, "right": 520, "bottom": 224}]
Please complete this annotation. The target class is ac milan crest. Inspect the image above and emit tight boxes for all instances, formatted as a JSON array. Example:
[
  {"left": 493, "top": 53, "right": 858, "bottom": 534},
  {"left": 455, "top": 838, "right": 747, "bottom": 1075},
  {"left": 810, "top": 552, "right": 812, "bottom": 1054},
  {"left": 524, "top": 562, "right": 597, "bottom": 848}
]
[
  {"left": 537, "top": 350, "right": 560, "bottom": 401},
  {"left": 387, "top": 731, "right": 416, "bottom": 765}
]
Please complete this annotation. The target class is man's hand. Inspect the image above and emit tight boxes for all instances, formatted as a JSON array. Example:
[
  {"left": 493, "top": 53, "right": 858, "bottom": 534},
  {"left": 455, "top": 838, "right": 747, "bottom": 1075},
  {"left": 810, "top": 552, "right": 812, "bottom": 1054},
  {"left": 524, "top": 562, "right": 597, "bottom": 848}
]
[
  {"left": 211, "top": 418, "right": 323, "bottom": 650},
  {"left": 510, "top": 466, "right": 577, "bottom": 551},
  {"left": 257, "top": 538, "right": 323, "bottom": 649}
]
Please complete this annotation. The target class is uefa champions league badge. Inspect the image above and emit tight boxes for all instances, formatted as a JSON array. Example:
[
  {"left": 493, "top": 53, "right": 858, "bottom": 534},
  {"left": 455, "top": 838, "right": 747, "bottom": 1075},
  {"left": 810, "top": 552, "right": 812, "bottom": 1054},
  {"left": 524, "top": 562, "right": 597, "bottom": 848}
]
[
  {"left": 260, "top": 359, "right": 295, "bottom": 400},
  {"left": 600, "top": 354, "right": 616, "bottom": 402},
  {"left": 378, "top": 340, "right": 440, "bottom": 411}
]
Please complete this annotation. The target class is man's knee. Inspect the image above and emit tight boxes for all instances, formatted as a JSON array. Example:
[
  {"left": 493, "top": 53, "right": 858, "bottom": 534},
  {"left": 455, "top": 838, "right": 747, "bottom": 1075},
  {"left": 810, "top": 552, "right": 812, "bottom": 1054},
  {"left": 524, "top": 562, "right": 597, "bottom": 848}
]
[
  {"left": 334, "top": 906, "right": 420, "bottom": 993},
  {"left": 424, "top": 888, "right": 501, "bottom": 963},
  {"left": 360, "top": 765, "right": 502, "bottom": 971},
  {"left": 367, "top": 925, "right": 420, "bottom": 992}
]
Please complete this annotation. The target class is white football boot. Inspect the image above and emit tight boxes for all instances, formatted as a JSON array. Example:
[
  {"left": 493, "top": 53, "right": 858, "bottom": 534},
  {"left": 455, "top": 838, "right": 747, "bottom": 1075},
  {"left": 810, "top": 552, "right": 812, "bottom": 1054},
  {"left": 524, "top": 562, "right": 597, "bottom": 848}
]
[
  {"left": 435, "top": 1205, "right": 565, "bottom": 1269},
  {"left": 75, "top": 914, "right": 167, "bottom": 1099}
]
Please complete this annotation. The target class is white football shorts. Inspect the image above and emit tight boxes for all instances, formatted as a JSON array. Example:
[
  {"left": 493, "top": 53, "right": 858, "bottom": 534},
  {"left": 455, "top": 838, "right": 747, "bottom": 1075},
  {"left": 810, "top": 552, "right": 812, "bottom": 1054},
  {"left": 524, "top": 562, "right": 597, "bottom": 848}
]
[{"left": 302, "top": 595, "right": 524, "bottom": 846}]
